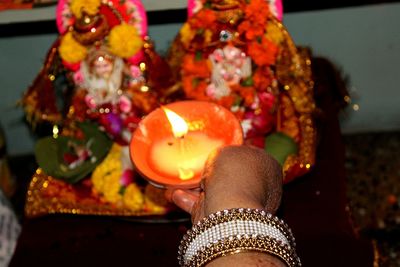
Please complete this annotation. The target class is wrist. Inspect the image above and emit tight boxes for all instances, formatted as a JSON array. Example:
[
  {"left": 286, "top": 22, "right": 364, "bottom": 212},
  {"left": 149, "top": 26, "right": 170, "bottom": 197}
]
[
  {"left": 204, "top": 188, "right": 278, "bottom": 219},
  {"left": 206, "top": 251, "right": 287, "bottom": 267},
  {"left": 204, "top": 195, "right": 265, "bottom": 217},
  {"left": 178, "top": 208, "right": 300, "bottom": 267}
]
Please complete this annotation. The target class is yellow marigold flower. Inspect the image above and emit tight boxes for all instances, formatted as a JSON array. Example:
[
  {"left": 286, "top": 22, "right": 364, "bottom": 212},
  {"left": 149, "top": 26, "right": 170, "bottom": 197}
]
[
  {"left": 265, "top": 22, "right": 285, "bottom": 45},
  {"left": 59, "top": 32, "right": 87, "bottom": 63},
  {"left": 102, "top": 170, "right": 122, "bottom": 204},
  {"left": 108, "top": 23, "right": 143, "bottom": 58},
  {"left": 70, "top": 0, "right": 101, "bottom": 19},
  {"left": 180, "top": 23, "right": 195, "bottom": 47},
  {"left": 91, "top": 168, "right": 104, "bottom": 193},
  {"left": 92, "top": 143, "right": 122, "bottom": 203},
  {"left": 123, "top": 184, "right": 144, "bottom": 211}
]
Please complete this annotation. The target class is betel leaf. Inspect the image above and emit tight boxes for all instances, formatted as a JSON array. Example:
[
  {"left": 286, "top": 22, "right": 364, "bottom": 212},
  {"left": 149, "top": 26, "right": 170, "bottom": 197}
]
[
  {"left": 265, "top": 132, "right": 298, "bottom": 166},
  {"left": 34, "top": 122, "right": 112, "bottom": 184}
]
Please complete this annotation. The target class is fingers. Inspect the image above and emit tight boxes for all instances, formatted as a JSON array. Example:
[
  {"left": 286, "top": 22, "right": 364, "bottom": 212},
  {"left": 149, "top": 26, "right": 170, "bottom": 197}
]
[{"left": 165, "top": 189, "right": 200, "bottom": 214}]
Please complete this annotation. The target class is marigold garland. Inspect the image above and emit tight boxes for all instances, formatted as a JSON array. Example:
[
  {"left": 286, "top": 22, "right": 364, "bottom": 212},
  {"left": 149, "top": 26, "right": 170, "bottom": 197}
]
[
  {"left": 243, "top": 0, "right": 270, "bottom": 25},
  {"left": 182, "top": 54, "right": 211, "bottom": 78},
  {"left": 238, "top": 0, "right": 270, "bottom": 40},
  {"left": 108, "top": 23, "right": 143, "bottom": 59},
  {"left": 247, "top": 36, "right": 279, "bottom": 67},
  {"left": 91, "top": 143, "right": 122, "bottom": 204},
  {"left": 189, "top": 8, "right": 217, "bottom": 29},
  {"left": 91, "top": 143, "right": 146, "bottom": 211},
  {"left": 179, "top": 0, "right": 280, "bottom": 114},
  {"left": 59, "top": 32, "right": 87, "bottom": 63},
  {"left": 123, "top": 183, "right": 144, "bottom": 211},
  {"left": 69, "top": 0, "right": 101, "bottom": 19},
  {"left": 180, "top": 1, "right": 279, "bottom": 86}
]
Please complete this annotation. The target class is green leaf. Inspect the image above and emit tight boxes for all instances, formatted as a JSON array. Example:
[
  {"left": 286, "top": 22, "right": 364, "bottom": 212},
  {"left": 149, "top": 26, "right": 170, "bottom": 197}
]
[
  {"left": 34, "top": 122, "right": 112, "bottom": 184},
  {"left": 265, "top": 132, "right": 298, "bottom": 166},
  {"left": 241, "top": 77, "right": 254, "bottom": 87},
  {"left": 195, "top": 50, "right": 203, "bottom": 61}
]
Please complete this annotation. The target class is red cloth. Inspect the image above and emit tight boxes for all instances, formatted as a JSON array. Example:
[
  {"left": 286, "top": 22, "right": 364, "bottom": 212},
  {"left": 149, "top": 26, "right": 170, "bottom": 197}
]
[{"left": 10, "top": 57, "right": 373, "bottom": 267}]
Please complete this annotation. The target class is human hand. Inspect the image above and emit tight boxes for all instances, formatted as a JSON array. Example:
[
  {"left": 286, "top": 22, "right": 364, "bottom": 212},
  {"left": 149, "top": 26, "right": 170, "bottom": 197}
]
[{"left": 165, "top": 145, "right": 283, "bottom": 223}]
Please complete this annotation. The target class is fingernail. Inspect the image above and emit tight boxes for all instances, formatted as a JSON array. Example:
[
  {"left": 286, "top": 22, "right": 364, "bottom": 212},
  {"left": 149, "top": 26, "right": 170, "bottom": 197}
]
[{"left": 171, "top": 189, "right": 183, "bottom": 204}]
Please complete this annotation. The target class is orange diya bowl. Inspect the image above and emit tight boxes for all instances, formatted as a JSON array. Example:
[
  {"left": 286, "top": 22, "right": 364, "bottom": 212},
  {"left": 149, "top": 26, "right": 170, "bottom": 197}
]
[{"left": 130, "top": 100, "right": 243, "bottom": 189}]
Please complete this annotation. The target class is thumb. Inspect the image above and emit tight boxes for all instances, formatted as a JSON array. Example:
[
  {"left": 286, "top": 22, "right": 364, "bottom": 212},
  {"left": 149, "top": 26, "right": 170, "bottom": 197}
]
[{"left": 165, "top": 189, "right": 199, "bottom": 214}]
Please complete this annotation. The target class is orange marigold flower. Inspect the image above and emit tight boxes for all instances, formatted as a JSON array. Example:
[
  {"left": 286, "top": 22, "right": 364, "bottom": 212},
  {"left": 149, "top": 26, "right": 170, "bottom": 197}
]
[
  {"left": 182, "top": 53, "right": 212, "bottom": 101},
  {"left": 253, "top": 67, "right": 273, "bottom": 91},
  {"left": 182, "top": 75, "right": 210, "bottom": 101},
  {"left": 231, "top": 84, "right": 255, "bottom": 107},
  {"left": 247, "top": 37, "right": 279, "bottom": 66},
  {"left": 190, "top": 9, "right": 217, "bottom": 29},
  {"left": 244, "top": 0, "right": 270, "bottom": 25},
  {"left": 241, "top": 87, "right": 256, "bottom": 107},
  {"left": 217, "top": 96, "right": 235, "bottom": 110},
  {"left": 238, "top": 0, "right": 271, "bottom": 40},
  {"left": 182, "top": 54, "right": 210, "bottom": 78},
  {"left": 238, "top": 20, "right": 265, "bottom": 41}
]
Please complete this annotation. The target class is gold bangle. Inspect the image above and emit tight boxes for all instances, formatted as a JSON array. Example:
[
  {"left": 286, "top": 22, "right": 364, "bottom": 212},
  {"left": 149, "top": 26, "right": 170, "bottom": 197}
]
[{"left": 178, "top": 208, "right": 300, "bottom": 267}]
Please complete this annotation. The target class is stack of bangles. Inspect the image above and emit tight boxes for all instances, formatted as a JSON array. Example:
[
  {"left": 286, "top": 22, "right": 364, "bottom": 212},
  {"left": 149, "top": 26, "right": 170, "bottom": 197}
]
[{"left": 178, "top": 208, "right": 301, "bottom": 267}]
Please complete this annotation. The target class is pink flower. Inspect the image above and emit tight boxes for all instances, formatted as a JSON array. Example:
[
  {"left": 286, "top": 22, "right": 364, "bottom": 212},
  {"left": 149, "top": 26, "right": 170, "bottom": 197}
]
[
  {"left": 130, "top": 65, "right": 143, "bottom": 79},
  {"left": 206, "top": 83, "right": 217, "bottom": 98},
  {"left": 85, "top": 95, "right": 97, "bottom": 109},
  {"left": 252, "top": 110, "right": 275, "bottom": 134},
  {"left": 258, "top": 92, "right": 276, "bottom": 111},
  {"left": 120, "top": 169, "right": 134, "bottom": 186},
  {"left": 119, "top": 95, "right": 132, "bottom": 113},
  {"left": 212, "top": 49, "right": 224, "bottom": 62},
  {"left": 73, "top": 70, "right": 84, "bottom": 85},
  {"left": 244, "top": 109, "right": 275, "bottom": 136}
]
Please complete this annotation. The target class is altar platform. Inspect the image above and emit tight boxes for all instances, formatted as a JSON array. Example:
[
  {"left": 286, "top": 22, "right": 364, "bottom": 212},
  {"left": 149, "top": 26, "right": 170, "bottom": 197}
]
[{"left": 9, "top": 57, "right": 374, "bottom": 267}]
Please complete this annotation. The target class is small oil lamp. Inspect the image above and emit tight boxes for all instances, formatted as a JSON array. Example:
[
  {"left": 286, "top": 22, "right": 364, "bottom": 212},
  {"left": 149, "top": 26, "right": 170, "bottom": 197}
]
[{"left": 130, "top": 101, "right": 243, "bottom": 188}]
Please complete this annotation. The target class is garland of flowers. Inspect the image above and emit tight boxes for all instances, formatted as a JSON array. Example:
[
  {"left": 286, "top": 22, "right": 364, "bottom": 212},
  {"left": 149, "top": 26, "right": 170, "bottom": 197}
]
[
  {"left": 58, "top": 0, "right": 144, "bottom": 66},
  {"left": 108, "top": 23, "right": 143, "bottom": 58},
  {"left": 59, "top": 32, "right": 88, "bottom": 63},
  {"left": 91, "top": 143, "right": 145, "bottom": 211}
]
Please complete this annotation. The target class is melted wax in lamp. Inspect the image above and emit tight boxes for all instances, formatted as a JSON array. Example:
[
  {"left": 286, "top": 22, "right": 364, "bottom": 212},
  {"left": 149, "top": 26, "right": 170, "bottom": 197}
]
[{"left": 149, "top": 108, "right": 223, "bottom": 180}]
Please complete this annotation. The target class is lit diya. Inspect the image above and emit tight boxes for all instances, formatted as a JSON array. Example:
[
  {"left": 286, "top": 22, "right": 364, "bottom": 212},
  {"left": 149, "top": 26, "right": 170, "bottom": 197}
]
[{"left": 130, "top": 101, "right": 243, "bottom": 188}]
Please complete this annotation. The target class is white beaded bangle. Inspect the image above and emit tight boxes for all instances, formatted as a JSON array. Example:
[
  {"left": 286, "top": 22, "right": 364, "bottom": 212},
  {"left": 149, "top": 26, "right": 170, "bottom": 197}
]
[{"left": 178, "top": 208, "right": 301, "bottom": 267}]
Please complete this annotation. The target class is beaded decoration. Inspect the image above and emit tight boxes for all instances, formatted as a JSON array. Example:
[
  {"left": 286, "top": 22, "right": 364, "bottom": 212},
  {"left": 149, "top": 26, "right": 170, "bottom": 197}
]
[{"left": 178, "top": 208, "right": 301, "bottom": 267}]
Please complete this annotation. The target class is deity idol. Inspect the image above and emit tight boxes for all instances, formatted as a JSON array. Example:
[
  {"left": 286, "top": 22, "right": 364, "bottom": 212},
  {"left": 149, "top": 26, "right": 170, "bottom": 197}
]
[
  {"left": 167, "top": 0, "right": 316, "bottom": 182},
  {"left": 22, "top": 0, "right": 174, "bottom": 215}
]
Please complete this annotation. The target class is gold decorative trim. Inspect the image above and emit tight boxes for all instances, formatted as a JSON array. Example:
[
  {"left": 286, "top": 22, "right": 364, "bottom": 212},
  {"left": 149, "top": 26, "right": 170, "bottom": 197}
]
[{"left": 25, "top": 169, "right": 167, "bottom": 218}]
